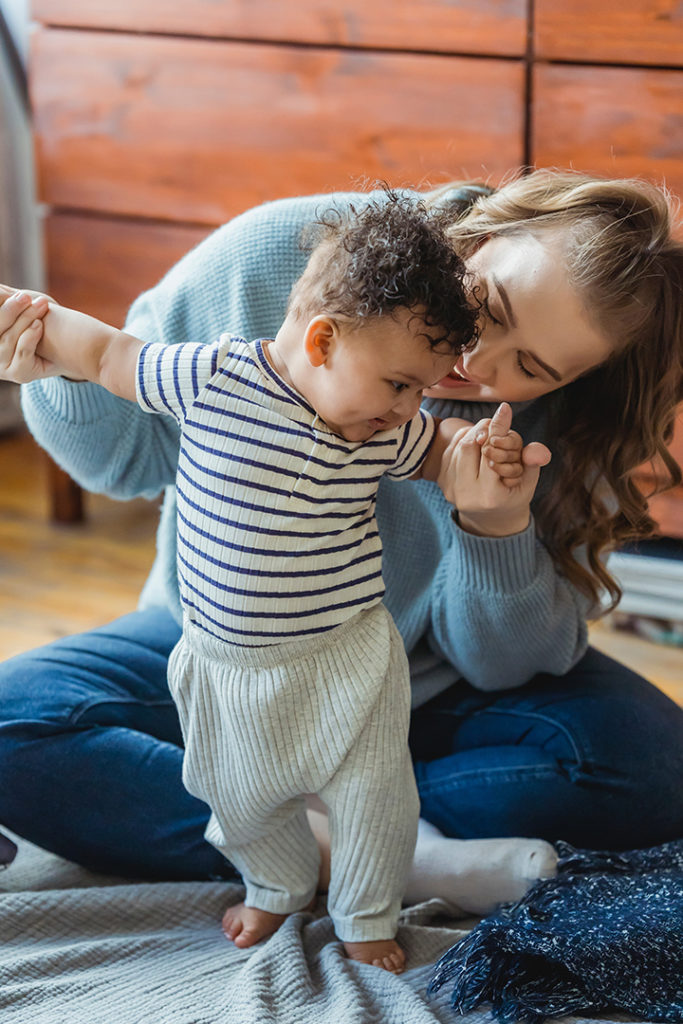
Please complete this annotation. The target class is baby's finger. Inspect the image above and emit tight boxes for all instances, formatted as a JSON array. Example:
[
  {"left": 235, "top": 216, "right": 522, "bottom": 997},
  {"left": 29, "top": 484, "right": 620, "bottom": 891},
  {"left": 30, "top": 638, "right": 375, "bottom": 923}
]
[
  {"left": 482, "top": 444, "right": 523, "bottom": 464},
  {"left": 489, "top": 460, "right": 524, "bottom": 479},
  {"left": 486, "top": 431, "right": 523, "bottom": 451}
]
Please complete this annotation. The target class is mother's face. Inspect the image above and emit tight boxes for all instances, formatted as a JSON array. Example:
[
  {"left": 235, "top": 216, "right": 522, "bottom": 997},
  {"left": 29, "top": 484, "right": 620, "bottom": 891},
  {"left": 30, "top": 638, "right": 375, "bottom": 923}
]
[{"left": 424, "top": 230, "right": 613, "bottom": 403}]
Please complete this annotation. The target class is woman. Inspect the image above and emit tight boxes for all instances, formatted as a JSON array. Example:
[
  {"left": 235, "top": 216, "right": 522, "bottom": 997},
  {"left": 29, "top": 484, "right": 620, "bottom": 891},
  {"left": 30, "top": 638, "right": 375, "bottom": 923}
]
[{"left": 1, "top": 169, "right": 682, "bottom": 917}]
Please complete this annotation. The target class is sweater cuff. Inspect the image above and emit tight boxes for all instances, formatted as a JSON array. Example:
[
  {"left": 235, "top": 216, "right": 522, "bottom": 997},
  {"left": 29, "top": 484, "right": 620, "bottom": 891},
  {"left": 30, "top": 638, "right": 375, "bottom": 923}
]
[
  {"left": 22, "top": 378, "right": 114, "bottom": 425},
  {"left": 449, "top": 515, "right": 539, "bottom": 592}
]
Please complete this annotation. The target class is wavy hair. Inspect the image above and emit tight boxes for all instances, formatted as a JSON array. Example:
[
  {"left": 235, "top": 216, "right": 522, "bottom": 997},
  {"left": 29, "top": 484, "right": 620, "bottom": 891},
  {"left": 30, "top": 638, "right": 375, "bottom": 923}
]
[{"left": 427, "top": 169, "right": 683, "bottom": 610}]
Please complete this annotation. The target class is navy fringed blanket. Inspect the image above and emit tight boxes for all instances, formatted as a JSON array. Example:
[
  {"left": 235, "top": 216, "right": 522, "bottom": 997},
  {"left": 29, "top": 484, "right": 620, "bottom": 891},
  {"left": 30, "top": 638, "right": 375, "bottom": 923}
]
[{"left": 428, "top": 838, "right": 683, "bottom": 1023}]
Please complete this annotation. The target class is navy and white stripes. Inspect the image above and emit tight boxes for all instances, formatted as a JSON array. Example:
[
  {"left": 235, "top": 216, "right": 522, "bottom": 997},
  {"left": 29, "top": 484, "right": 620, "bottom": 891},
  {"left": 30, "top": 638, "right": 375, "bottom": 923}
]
[{"left": 136, "top": 334, "right": 435, "bottom": 645}]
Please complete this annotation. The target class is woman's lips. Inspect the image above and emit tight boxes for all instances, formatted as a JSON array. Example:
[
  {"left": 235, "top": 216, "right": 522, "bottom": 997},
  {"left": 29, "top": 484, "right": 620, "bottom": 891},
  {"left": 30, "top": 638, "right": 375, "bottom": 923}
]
[{"left": 433, "top": 369, "right": 475, "bottom": 389}]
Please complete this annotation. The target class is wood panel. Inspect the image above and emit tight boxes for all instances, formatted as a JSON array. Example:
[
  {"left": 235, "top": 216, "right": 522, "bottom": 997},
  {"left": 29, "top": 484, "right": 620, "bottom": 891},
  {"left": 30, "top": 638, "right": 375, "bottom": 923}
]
[
  {"left": 31, "top": 0, "right": 527, "bottom": 57},
  {"left": 535, "top": 0, "right": 683, "bottom": 66},
  {"left": 45, "top": 213, "right": 210, "bottom": 326},
  {"left": 532, "top": 64, "right": 683, "bottom": 201},
  {"left": 31, "top": 29, "right": 525, "bottom": 225}
]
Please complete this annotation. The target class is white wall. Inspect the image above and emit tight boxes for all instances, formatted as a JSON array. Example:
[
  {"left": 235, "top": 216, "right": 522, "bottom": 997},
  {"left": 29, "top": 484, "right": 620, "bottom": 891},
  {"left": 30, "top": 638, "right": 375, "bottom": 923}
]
[
  {"left": 1, "top": 0, "right": 28, "bottom": 61},
  {"left": 0, "top": 0, "right": 43, "bottom": 430}
]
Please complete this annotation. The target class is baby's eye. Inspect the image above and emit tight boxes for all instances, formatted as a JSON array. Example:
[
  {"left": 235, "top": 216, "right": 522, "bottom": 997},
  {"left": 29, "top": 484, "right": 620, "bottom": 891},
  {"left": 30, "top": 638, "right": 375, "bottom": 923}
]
[
  {"left": 389, "top": 381, "right": 408, "bottom": 392},
  {"left": 516, "top": 353, "right": 536, "bottom": 379}
]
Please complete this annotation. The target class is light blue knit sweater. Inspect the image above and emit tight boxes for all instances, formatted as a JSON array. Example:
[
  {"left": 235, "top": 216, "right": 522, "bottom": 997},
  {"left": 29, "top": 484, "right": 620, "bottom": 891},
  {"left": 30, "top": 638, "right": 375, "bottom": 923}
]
[{"left": 22, "top": 192, "right": 590, "bottom": 706}]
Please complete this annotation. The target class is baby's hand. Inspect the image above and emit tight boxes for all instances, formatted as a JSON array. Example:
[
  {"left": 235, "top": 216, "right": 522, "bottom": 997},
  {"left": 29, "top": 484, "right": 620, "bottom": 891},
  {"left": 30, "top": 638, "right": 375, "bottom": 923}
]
[
  {"left": 479, "top": 402, "right": 524, "bottom": 488},
  {"left": 0, "top": 287, "right": 54, "bottom": 382}
]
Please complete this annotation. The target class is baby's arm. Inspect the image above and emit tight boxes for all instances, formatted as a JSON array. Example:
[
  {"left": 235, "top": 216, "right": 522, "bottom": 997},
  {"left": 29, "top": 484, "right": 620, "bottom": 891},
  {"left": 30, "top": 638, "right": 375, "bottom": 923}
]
[
  {"left": 0, "top": 288, "right": 143, "bottom": 401},
  {"left": 418, "top": 403, "right": 523, "bottom": 484}
]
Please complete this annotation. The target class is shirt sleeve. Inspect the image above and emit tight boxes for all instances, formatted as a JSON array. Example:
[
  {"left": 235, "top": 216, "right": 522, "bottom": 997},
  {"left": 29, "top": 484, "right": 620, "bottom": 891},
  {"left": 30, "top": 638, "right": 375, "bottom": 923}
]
[
  {"left": 385, "top": 410, "right": 436, "bottom": 479},
  {"left": 136, "top": 336, "right": 233, "bottom": 424}
]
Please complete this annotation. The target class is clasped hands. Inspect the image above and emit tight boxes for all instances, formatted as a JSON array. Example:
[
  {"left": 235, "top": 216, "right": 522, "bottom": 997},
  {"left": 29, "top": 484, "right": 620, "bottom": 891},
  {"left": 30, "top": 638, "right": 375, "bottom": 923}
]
[{"left": 441, "top": 403, "right": 552, "bottom": 537}]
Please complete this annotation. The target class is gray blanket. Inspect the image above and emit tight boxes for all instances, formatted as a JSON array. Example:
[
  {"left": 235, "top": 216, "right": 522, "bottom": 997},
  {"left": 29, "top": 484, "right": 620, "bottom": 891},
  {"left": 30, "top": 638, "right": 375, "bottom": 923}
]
[{"left": 0, "top": 834, "right": 638, "bottom": 1024}]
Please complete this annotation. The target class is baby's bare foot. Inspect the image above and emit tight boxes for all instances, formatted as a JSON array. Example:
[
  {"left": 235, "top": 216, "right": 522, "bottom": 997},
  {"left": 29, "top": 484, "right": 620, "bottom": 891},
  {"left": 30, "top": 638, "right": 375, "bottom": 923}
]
[
  {"left": 344, "top": 938, "right": 406, "bottom": 974},
  {"left": 221, "top": 902, "right": 287, "bottom": 948}
]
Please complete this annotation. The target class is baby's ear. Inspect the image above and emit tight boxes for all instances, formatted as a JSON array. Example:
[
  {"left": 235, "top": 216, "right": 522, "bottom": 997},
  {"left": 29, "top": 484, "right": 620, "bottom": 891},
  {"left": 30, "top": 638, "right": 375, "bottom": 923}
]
[{"left": 303, "top": 316, "right": 336, "bottom": 367}]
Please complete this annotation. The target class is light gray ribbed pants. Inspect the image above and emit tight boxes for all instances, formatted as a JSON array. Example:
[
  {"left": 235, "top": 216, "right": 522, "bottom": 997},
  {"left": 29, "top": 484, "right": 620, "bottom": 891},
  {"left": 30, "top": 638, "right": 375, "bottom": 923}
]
[{"left": 168, "top": 604, "right": 419, "bottom": 942}]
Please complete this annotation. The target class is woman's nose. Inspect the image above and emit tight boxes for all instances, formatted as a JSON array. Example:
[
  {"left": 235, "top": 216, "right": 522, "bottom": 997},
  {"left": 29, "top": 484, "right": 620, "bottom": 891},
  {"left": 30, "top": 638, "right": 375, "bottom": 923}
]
[{"left": 464, "top": 343, "right": 496, "bottom": 385}]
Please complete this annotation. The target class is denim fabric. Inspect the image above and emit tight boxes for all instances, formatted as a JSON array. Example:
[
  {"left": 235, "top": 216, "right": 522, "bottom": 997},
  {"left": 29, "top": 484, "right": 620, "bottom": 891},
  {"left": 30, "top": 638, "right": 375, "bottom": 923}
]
[{"left": 0, "top": 608, "right": 681, "bottom": 878}]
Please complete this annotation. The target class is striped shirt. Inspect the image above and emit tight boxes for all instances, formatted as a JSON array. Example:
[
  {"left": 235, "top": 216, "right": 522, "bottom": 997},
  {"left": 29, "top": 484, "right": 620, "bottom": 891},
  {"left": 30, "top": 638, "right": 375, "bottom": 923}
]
[{"left": 136, "top": 334, "right": 435, "bottom": 645}]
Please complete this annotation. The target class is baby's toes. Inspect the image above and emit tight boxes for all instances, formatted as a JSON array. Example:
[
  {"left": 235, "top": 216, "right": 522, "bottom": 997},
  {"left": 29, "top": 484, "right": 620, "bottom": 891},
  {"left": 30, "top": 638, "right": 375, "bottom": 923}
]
[
  {"left": 221, "top": 907, "right": 242, "bottom": 940},
  {"left": 233, "top": 928, "right": 260, "bottom": 948}
]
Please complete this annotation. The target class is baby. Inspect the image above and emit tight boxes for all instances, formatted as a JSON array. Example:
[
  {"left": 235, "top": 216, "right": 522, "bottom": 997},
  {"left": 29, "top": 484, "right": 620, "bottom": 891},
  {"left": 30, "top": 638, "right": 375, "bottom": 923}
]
[{"left": 0, "top": 194, "right": 524, "bottom": 973}]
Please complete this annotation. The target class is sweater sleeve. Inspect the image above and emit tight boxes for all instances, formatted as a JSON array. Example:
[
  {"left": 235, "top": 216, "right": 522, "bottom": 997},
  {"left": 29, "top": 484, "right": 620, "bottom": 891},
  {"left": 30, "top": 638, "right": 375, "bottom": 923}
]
[{"left": 426, "top": 516, "right": 592, "bottom": 691}]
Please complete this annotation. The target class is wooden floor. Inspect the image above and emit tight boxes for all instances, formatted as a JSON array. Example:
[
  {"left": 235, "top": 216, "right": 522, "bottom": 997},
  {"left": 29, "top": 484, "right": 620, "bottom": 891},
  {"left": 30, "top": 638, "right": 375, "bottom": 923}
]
[{"left": 1, "top": 430, "right": 681, "bottom": 705}]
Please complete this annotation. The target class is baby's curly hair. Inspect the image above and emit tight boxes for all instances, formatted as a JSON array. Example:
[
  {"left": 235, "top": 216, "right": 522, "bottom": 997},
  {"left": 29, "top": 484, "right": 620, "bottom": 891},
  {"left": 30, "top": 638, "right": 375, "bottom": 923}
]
[{"left": 287, "top": 189, "right": 479, "bottom": 355}]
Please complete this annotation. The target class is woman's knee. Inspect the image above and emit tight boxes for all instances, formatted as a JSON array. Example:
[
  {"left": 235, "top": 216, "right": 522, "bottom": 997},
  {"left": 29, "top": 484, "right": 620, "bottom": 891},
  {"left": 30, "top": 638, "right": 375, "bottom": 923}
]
[{"left": 0, "top": 609, "right": 181, "bottom": 737}]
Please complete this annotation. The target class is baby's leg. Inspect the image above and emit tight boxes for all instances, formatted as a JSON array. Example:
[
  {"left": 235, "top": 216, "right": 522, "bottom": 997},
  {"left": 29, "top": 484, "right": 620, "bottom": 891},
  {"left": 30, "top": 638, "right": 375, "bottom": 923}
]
[
  {"left": 319, "top": 658, "right": 419, "bottom": 974},
  {"left": 212, "top": 798, "right": 321, "bottom": 948},
  {"left": 169, "top": 634, "right": 323, "bottom": 948}
]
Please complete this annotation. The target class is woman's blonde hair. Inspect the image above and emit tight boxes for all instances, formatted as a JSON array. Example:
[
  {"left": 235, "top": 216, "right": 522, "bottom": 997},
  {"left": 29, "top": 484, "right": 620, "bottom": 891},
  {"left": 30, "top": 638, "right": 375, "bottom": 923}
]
[{"left": 426, "top": 169, "right": 683, "bottom": 611}]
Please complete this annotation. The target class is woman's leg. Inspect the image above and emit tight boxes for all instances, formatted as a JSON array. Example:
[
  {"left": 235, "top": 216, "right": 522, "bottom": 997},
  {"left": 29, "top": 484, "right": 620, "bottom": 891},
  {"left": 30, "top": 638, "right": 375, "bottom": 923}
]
[
  {"left": 0, "top": 608, "right": 235, "bottom": 880},
  {"left": 410, "top": 646, "right": 683, "bottom": 850}
]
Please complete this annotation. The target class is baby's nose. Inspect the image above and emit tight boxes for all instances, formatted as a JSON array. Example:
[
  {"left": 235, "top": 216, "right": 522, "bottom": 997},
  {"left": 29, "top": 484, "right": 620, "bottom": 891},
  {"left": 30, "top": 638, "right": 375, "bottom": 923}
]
[{"left": 393, "top": 391, "right": 422, "bottom": 420}]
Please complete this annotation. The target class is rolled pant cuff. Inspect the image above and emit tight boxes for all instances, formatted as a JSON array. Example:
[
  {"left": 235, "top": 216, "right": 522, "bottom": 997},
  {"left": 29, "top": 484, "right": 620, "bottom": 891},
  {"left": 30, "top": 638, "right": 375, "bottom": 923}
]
[
  {"left": 245, "top": 882, "right": 317, "bottom": 916},
  {"left": 332, "top": 914, "right": 400, "bottom": 943}
]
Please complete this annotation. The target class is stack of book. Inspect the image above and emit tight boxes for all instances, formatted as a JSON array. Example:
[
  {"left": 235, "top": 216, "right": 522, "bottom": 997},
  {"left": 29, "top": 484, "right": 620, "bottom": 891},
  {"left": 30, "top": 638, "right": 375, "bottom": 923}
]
[{"left": 606, "top": 539, "right": 683, "bottom": 645}]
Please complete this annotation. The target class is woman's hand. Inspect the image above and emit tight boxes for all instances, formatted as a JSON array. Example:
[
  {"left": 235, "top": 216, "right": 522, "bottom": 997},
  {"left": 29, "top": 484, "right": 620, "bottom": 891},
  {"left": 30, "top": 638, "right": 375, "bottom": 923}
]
[
  {"left": 0, "top": 287, "right": 56, "bottom": 383},
  {"left": 438, "top": 403, "right": 552, "bottom": 537}
]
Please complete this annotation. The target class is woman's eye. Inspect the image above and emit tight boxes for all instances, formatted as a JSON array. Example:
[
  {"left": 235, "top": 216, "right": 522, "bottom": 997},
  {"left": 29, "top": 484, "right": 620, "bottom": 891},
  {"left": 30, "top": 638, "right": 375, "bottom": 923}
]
[
  {"left": 389, "top": 381, "right": 408, "bottom": 392},
  {"left": 516, "top": 353, "right": 536, "bottom": 379},
  {"left": 482, "top": 298, "right": 503, "bottom": 327}
]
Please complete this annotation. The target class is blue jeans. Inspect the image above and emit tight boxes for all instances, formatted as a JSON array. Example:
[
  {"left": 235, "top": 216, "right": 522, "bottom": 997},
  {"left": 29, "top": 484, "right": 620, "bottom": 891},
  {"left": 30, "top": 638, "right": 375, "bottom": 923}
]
[{"left": 0, "top": 608, "right": 681, "bottom": 878}]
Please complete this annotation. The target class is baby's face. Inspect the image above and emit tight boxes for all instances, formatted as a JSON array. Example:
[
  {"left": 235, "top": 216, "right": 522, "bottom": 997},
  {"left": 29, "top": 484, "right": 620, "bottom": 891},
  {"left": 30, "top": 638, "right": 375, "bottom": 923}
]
[{"left": 309, "top": 310, "right": 457, "bottom": 442}]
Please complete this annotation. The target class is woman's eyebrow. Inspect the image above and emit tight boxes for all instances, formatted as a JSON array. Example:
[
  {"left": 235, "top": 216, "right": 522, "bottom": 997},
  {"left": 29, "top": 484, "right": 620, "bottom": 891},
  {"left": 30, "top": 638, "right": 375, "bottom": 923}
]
[
  {"left": 492, "top": 276, "right": 517, "bottom": 328},
  {"left": 526, "top": 351, "right": 563, "bottom": 382}
]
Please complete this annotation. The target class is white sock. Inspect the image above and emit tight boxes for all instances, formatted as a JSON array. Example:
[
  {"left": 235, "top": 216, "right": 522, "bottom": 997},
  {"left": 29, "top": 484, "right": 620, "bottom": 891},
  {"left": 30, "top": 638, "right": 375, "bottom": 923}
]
[{"left": 403, "top": 819, "right": 558, "bottom": 916}]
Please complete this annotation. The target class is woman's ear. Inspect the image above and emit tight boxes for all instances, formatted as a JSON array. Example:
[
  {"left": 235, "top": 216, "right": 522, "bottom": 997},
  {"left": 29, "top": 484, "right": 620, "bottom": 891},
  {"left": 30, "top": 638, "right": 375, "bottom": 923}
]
[{"left": 304, "top": 316, "right": 336, "bottom": 367}]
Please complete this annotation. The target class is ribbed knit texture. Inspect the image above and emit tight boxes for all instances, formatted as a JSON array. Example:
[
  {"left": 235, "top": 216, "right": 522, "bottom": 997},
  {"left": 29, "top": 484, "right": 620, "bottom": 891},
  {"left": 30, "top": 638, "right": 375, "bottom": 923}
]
[
  {"left": 135, "top": 334, "right": 434, "bottom": 644},
  {"left": 21, "top": 190, "right": 592, "bottom": 700},
  {"left": 170, "top": 605, "right": 418, "bottom": 942}
]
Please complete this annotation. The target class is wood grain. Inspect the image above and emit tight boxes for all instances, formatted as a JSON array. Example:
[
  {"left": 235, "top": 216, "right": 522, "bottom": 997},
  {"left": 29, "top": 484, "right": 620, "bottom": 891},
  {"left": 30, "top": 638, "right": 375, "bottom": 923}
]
[
  {"left": 535, "top": 0, "right": 683, "bottom": 66},
  {"left": 30, "top": 29, "right": 525, "bottom": 225},
  {"left": 531, "top": 64, "right": 683, "bottom": 203},
  {"left": 45, "top": 213, "right": 210, "bottom": 326},
  {"left": 0, "top": 432, "right": 158, "bottom": 657},
  {"left": 31, "top": 0, "right": 528, "bottom": 57}
]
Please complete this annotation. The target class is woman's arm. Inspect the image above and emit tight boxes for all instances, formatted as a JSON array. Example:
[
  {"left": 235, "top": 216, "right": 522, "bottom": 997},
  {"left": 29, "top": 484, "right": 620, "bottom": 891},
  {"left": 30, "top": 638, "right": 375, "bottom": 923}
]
[
  {"left": 427, "top": 420, "right": 589, "bottom": 690},
  {"left": 427, "top": 517, "right": 592, "bottom": 691}
]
